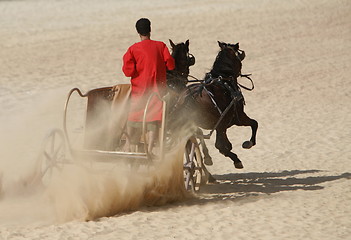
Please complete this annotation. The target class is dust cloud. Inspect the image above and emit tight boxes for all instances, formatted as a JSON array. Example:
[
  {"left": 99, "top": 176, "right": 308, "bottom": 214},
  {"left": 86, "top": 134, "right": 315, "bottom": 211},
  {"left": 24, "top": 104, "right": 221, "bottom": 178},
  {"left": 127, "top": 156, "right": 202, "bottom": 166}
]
[{"left": 0, "top": 88, "right": 191, "bottom": 225}]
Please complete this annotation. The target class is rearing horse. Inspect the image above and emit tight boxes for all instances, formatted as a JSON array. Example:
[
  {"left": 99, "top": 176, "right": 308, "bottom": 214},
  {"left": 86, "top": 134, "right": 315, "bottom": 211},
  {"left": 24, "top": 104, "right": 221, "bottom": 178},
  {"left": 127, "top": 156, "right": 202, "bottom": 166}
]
[{"left": 173, "top": 41, "right": 258, "bottom": 169}]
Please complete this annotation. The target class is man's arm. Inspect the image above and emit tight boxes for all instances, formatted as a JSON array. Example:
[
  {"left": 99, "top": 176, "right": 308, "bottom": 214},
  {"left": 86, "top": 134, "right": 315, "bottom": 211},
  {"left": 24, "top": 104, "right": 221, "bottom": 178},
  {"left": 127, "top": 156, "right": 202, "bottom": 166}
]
[
  {"left": 122, "top": 47, "right": 137, "bottom": 77},
  {"left": 163, "top": 44, "right": 175, "bottom": 71}
]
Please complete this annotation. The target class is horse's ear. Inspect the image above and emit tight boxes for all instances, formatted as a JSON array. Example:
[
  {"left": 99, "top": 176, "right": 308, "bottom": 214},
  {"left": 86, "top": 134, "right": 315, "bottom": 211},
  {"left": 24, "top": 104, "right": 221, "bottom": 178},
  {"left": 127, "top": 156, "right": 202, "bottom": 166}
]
[
  {"left": 218, "top": 41, "right": 226, "bottom": 50},
  {"left": 169, "top": 39, "right": 176, "bottom": 48},
  {"left": 185, "top": 39, "right": 189, "bottom": 48},
  {"left": 234, "top": 42, "right": 240, "bottom": 50}
]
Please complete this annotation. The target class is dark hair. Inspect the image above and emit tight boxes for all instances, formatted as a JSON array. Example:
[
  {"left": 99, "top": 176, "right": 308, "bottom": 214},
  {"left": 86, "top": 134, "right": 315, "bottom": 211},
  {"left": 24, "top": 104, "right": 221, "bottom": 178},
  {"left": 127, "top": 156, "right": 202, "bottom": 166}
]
[{"left": 135, "top": 18, "right": 151, "bottom": 36}]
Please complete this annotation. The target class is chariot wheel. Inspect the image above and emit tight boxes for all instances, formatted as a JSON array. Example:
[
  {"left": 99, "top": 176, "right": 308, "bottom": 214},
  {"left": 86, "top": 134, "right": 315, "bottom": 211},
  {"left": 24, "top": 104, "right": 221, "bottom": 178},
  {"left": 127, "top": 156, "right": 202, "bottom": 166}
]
[
  {"left": 183, "top": 136, "right": 203, "bottom": 192},
  {"left": 37, "top": 128, "right": 68, "bottom": 184}
]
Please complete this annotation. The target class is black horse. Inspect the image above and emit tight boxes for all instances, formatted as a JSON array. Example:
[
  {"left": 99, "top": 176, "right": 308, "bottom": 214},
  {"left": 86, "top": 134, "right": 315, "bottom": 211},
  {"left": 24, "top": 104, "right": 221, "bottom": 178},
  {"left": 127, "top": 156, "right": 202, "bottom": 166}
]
[
  {"left": 167, "top": 39, "right": 214, "bottom": 162},
  {"left": 172, "top": 41, "right": 258, "bottom": 169},
  {"left": 167, "top": 39, "right": 195, "bottom": 91}
]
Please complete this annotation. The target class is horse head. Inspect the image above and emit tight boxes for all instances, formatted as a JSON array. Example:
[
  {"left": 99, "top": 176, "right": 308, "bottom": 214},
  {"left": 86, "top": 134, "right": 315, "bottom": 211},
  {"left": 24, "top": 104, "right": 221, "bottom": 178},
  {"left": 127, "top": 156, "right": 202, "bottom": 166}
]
[
  {"left": 170, "top": 39, "right": 195, "bottom": 69},
  {"left": 167, "top": 39, "right": 195, "bottom": 91},
  {"left": 218, "top": 41, "right": 245, "bottom": 61},
  {"left": 209, "top": 41, "right": 245, "bottom": 79}
]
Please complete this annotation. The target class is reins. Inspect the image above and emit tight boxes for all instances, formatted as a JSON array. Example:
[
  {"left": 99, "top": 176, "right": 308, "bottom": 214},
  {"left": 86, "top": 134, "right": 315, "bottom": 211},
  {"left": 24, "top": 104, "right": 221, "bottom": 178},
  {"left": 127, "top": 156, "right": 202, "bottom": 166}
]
[
  {"left": 238, "top": 74, "right": 254, "bottom": 91},
  {"left": 186, "top": 73, "right": 254, "bottom": 91},
  {"left": 187, "top": 74, "right": 201, "bottom": 83}
]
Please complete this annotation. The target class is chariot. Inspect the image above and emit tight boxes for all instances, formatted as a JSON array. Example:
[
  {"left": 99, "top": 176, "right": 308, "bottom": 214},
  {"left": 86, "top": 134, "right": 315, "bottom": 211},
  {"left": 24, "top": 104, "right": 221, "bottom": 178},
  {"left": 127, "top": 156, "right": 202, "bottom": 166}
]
[{"left": 37, "top": 84, "right": 207, "bottom": 192}]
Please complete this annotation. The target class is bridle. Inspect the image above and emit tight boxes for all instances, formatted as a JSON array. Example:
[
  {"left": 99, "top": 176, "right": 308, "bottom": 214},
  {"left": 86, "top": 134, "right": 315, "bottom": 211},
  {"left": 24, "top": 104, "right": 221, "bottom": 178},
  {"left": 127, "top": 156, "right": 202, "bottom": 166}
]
[
  {"left": 169, "top": 51, "right": 195, "bottom": 79},
  {"left": 226, "top": 46, "right": 254, "bottom": 91},
  {"left": 226, "top": 45, "right": 246, "bottom": 62},
  {"left": 187, "top": 53, "right": 195, "bottom": 67}
]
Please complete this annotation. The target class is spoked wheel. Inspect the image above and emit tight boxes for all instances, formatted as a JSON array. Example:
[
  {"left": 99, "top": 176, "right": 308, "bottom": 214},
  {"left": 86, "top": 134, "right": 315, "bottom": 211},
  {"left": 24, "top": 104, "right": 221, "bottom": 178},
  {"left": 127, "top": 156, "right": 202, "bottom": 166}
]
[
  {"left": 183, "top": 136, "right": 203, "bottom": 192},
  {"left": 37, "top": 128, "right": 68, "bottom": 184}
]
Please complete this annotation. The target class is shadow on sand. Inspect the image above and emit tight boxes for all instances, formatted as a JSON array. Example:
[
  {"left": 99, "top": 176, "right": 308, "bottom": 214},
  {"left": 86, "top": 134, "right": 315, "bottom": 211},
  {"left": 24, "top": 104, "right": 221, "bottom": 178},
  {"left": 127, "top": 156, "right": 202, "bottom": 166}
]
[
  {"left": 116, "top": 170, "right": 351, "bottom": 216},
  {"left": 192, "top": 170, "right": 351, "bottom": 202}
]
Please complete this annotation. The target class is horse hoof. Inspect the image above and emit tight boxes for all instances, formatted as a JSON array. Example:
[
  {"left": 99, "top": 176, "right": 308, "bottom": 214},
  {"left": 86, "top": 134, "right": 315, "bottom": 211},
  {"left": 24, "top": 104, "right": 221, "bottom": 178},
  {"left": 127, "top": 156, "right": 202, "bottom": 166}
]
[
  {"left": 234, "top": 161, "right": 244, "bottom": 169},
  {"left": 204, "top": 156, "right": 213, "bottom": 166},
  {"left": 242, "top": 141, "right": 253, "bottom": 149}
]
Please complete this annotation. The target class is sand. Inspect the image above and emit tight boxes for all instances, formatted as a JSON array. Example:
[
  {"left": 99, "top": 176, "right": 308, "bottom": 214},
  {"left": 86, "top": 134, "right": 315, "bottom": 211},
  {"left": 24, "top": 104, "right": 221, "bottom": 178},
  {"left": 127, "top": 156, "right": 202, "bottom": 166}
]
[{"left": 0, "top": 0, "right": 350, "bottom": 239}]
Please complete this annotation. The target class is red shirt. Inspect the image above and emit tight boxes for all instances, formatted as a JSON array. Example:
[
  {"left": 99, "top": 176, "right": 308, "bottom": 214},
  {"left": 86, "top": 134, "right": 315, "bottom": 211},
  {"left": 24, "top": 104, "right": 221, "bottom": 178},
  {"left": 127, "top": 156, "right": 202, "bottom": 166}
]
[{"left": 122, "top": 39, "right": 175, "bottom": 122}]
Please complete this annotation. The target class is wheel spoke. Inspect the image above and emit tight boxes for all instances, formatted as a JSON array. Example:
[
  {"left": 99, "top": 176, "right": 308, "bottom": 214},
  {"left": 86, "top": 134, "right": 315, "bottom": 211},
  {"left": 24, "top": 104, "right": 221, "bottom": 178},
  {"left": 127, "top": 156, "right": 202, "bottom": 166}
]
[
  {"left": 185, "top": 148, "right": 190, "bottom": 163},
  {"left": 183, "top": 137, "right": 203, "bottom": 192},
  {"left": 50, "top": 133, "right": 55, "bottom": 155},
  {"left": 39, "top": 129, "right": 67, "bottom": 185},
  {"left": 43, "top": 151, "right": 52, "bottom": 161},
  {"left": 52, "top": 143, "right": 64, "bottom": 161},
  {"left": 189, "top": 143, "right": 195, "bottom": 160}
]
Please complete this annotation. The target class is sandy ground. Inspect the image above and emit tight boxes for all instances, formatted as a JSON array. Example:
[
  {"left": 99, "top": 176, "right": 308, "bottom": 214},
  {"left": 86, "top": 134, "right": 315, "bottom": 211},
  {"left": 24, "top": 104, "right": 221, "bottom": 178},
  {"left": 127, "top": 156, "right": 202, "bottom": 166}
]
[{"left": 0, "top": 0, "right": 351, "bottom": 239}]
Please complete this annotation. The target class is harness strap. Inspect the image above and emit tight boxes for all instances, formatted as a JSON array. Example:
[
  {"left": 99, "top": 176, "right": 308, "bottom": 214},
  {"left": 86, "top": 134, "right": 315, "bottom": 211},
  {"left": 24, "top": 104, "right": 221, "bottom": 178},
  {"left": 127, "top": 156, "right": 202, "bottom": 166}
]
[
  {"left": 206, "top": 96, "right": 237, "bottom": 138},
  {"left": 203, "top": 86, "right": 222, "bottom": 115},
  {"left": 201, "top": 78, "right": 243, "bottom": 138}
]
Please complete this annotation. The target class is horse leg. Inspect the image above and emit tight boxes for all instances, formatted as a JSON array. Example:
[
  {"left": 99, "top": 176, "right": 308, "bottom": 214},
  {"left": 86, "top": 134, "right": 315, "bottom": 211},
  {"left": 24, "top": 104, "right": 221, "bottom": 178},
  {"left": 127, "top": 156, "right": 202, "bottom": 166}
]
[
  {"left": 215, "top": 129, "right": 243, "bottom": 169},
  {"left": 196, "top": 128, "right": 213, "bottom": 165},
  {"left": 236, "top": 112, "right": 258, "bottom": 149}
]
